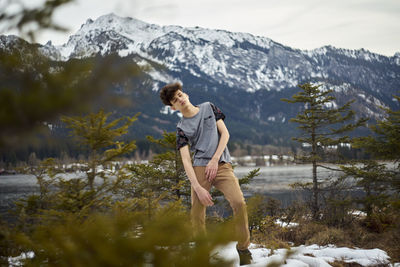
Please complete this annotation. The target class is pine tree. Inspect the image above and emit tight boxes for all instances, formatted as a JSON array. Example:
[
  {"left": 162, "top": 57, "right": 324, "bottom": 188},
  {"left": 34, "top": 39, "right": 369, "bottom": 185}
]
[
  {"left": 353, "top": 94, "right": 400, "bottom": 194},
  {"left": 340, "top": 161, "right": 393, "bottom": 220},
  {"left": 345, "top": 94, "right": 400, "bottom": 226},
  {"left": 61, "top": 110, "right": 138, "bottom": 190},
  {"left": 114, "top": 131, "right": 191, "bottom": 216},
  {"left": 282, "top": 83, "right": 366, "bottom": 219},
  {"left": 14, "top": 110, "right": 140, "bottom": 227},
  {"left": 353, "top": 95, "right": 400, "bottom": 163},
  {"left": 147, "top": 131, "right": 191, "bottom": 204}
]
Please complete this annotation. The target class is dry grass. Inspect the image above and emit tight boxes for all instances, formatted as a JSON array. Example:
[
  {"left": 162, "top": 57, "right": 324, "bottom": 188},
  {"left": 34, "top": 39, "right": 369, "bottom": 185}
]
[
  {"left": 329, "top": 261, "right": 363, "bottom": 267},
  {"left": 251, "top": 216, "right": 291, "bottom": 251},
  {"left": 329, "top": 261, "right": 392, "bottom": 267},
  {"left": 308, "top": 227, "right": 351, "bottom": 247}
]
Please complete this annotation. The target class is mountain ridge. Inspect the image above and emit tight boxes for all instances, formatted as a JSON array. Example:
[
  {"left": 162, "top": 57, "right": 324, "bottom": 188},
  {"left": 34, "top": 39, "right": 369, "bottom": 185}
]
[
  {"left": 36, "top": 13, "right": 399, "bottom": 97},
  {"left": 1, "top": 13, "right": 399, "bottom": 146}
]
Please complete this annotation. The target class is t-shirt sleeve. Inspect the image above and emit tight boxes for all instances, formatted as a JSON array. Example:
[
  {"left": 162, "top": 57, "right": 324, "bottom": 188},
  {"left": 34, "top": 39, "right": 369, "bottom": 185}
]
[
  {"left": 176, "top": 127, "right": 189, "bottom": 150},
  {"left": 210, "top": 103, "right": 225, "bottom": 121}
]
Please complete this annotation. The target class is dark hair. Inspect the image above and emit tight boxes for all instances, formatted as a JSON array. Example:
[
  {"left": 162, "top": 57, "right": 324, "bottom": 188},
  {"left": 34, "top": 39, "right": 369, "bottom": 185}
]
[{"left": 160, "top": 82, "right": 182, "bottom": 106}]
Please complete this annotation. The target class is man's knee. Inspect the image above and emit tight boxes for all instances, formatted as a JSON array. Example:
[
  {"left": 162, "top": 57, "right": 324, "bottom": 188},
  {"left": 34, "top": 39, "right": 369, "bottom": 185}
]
[{"left": 231, "top": 198, "right": 247, "bottom": 213}]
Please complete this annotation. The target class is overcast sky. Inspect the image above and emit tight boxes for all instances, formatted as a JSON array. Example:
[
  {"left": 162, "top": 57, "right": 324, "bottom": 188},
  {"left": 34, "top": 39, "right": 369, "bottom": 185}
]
[{"left": 6, "top": 0, "right": 400, "bottom": 56}]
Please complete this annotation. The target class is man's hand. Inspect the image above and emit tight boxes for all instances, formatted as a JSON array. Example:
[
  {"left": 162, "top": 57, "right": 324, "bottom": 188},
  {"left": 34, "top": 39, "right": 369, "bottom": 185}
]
[
  {"left": 205, "top": 158, "right": 218, "bottom": 182},
  {"left": 194, "top": 185, "right": 214, "bottom": 206}
]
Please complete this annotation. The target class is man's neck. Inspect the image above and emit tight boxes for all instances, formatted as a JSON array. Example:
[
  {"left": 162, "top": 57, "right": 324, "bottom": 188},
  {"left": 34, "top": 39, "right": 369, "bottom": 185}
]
[{"left": 181, "top": 103, "right": 199, "bottom": 118}]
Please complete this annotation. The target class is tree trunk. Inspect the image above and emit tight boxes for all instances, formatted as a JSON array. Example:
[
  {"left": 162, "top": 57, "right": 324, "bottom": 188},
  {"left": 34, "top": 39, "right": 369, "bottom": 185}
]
[
  {"left": 312, "top": 130, "right": 319, "bottom": 219},
  {"left": 312, "top": 159, "right": 318, "bottom": 219},
  {"left": 365, "top": 186, "right": 372, "bottom": 218},
  {"left": 88, "top": 151, "right": 96, "bottom": 191}
]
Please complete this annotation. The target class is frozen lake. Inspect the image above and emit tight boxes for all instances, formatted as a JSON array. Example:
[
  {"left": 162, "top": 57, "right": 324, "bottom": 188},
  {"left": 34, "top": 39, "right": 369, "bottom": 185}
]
[
  {"left": 0, "top": 164, "right": 339, "bottom": 220},
  {"left": 235, "top": 164, "right": 338, "bottom": 193}
]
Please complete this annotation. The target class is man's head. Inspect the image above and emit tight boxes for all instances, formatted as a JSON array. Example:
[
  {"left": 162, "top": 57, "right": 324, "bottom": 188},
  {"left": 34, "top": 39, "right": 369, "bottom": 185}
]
[{"left": 160, "top": 82, "right": 189, "bottom": 111}]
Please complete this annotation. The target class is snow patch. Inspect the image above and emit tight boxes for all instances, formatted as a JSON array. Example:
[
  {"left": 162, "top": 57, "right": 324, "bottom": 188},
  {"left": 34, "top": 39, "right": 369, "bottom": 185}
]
[
  {"left": 212, "top": 242, "right": 394, "bottom": 267},
  {"left": 147, "top": 68, "right": 175, "bottom": 84},
  {"left": 324, "top": 101, "right": 338, "bottom": 109},
  {"left": 8, "top": 251, "right": 35, "bottom": 266},
  {"left": 57, "top": 43, "right": 74, "bottom": 59},
  {"left": 275, "top": 219, "right": 298, "bottom": 228},
  {"left": 160, "top": 106, "right": 179, "bottom": 115}
]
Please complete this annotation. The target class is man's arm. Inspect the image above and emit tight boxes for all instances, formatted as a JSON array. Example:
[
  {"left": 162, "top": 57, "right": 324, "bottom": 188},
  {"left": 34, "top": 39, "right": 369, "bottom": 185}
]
[
  {"left": 205, "top": 119, "right": 230, "bottom": 181},
  {"left": 180, "top": 145, "right": 214, "bottom": 206}
]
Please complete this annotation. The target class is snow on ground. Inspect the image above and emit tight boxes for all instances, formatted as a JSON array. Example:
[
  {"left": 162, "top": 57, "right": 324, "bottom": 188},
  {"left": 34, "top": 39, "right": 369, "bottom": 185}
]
[
  {"left": 212, "top": 242, "right": 398, "bottom": 267},
  {"left": 7, "top": 252, "right": 34, "bottom": 266},
  {"left": 275, "top": 219, "right": 299, "bottom": 228},
  {"left": 8, "top": 243, "right": 399, "bottom": 266}
]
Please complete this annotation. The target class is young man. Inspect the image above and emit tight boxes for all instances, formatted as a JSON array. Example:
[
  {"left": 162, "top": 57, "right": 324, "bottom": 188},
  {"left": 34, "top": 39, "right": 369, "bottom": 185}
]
[{"left": 159, "top": 82, "right": 252, "bottom": 265}]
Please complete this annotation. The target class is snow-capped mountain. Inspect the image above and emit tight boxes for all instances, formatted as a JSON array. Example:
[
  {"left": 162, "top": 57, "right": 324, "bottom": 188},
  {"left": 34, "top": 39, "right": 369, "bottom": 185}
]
[
  {"left": 40, "top": 13, "right": 399, "bottom": 96},
  {"left": 2, "top": 13, "right": 400, "bottom": 145}
]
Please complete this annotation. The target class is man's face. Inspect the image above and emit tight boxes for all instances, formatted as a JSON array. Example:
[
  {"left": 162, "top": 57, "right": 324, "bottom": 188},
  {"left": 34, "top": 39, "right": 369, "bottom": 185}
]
[{"left": 170, "top": 90, "right": 189, "bottom": 111}]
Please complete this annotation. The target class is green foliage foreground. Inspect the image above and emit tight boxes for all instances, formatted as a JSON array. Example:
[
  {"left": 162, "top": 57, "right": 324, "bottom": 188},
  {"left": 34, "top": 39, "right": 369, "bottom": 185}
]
[{"left": 9, "top": 203, "right": 235, "bottom": 267}]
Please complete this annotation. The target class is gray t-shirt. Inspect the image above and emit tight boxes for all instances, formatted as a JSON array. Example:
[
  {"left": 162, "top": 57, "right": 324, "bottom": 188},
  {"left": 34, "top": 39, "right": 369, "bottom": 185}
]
[{"left": 176, "top": 102, "right": 231, "bottom": 166}]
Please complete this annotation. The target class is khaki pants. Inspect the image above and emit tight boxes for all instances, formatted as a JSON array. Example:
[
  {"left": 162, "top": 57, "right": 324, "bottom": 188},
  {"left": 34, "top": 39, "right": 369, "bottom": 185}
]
[{"left": 191, "top": 163, "right": 250, "bottom": 250}]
